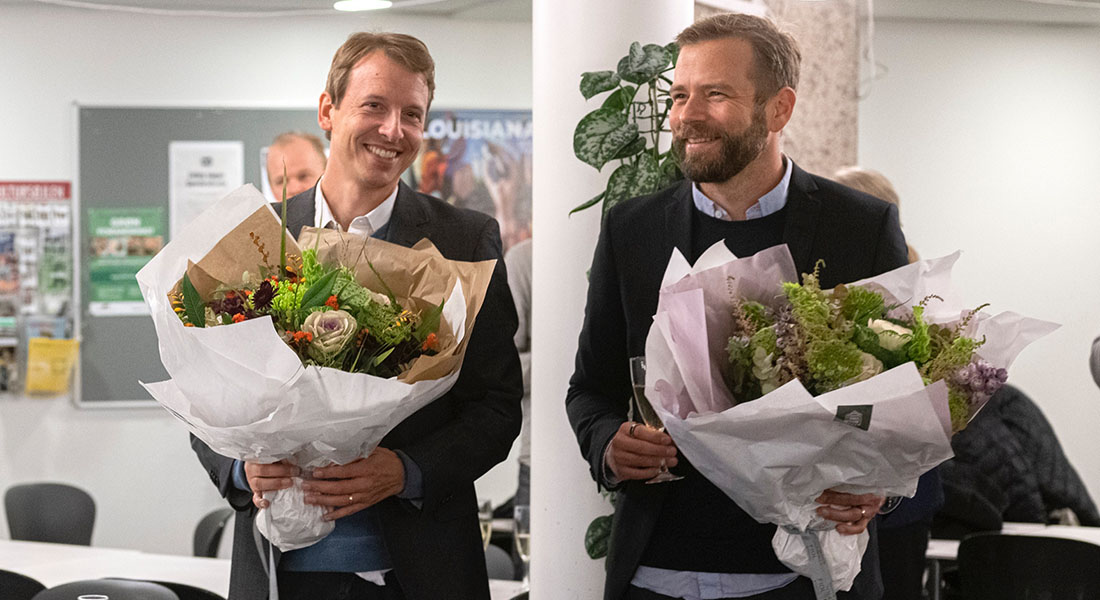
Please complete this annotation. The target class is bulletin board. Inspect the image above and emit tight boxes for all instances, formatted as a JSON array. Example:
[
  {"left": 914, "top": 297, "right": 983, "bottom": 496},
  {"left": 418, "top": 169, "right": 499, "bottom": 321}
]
[{"left": 76, "top": 105, "right": 318, "bottom": 406}]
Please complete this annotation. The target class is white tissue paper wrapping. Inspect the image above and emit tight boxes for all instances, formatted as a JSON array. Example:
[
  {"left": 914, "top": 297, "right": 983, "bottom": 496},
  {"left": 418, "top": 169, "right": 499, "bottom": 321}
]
[
  {"left": 136, "top": 185, "right": 467, "bottom": 551},
  {"left": 645, "top": 243, "right": 1058, "bottom": 592}
]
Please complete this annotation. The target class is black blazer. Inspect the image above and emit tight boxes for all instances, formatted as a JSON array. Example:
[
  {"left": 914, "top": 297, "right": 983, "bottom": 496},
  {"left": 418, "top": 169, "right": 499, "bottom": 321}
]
[
  {"left": 192, "top": 182, "right": 523, "bottom": 600},
  {"left": 566, "top": 163, "right": 909, "bottom": 600}
]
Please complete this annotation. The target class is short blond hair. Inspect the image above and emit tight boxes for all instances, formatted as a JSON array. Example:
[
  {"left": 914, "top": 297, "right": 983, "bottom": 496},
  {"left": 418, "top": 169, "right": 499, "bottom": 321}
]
[
  {"left": 270, "top": 131, "right": 327, "bottom": 167},
  {"left": 676, "top": 13, "right": 801, "bottom": 103},
  {"left": 325, "top": 32, "right": 436, "bottom": 109},
  {"left": 833, "top": 166, "right": 899, "bottom": 207}
]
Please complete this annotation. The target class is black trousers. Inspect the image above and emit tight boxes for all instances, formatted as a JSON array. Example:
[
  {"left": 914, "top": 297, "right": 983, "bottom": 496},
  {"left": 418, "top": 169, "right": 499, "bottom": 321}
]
[
  {"left": 276, "top": 571, "right": 407, "bottom": 600},
  {"left": 877, "top": 518, "right": 932, "bottom": 600},
  {"left": 627, "top": 577, "right": 816, "bottom": 600}
]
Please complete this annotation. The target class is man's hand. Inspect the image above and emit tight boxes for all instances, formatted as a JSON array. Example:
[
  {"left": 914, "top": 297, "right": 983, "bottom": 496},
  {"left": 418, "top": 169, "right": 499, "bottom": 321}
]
[
  {"left": 302, "top": 447, "right": 406, "bottom": 521},
  {"left": 244, "top": 459, "right": 300, "bottom": 510},
  {"left": 815, "top": 489, "right": 884, "bottom": 535},
  {"left": 606, "top": 421, "right": 679, "bottom": 482}
]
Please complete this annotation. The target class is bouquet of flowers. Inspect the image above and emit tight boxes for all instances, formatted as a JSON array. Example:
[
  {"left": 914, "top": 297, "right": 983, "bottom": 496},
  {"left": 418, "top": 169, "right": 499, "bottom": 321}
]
[
  {"left": 136, "top": 185, "right": 496, "bottom": 551},
  {"left": 644, "top": 243, "right": 1057, "bottom": 598}
]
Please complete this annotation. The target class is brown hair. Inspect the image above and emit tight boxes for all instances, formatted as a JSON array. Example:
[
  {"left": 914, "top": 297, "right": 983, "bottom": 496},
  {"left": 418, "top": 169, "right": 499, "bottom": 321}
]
[
  {"left": 325, "top": 32, "right": 436, "bottom": 109},
  {"left": 271, "top": 131, "right": 327, "bottom": 167},
  {"left": 676, "top": 13, "right": 801, "bottom": 103}
]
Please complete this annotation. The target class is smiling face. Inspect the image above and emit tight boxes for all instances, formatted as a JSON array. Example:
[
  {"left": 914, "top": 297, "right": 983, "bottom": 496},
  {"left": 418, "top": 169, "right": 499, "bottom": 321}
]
[
  {"left": 669, "top": 37, "right": 773, "bottom": 183},
  {"left": 318, "top": 51, "right": 429, "bottom": 198}
]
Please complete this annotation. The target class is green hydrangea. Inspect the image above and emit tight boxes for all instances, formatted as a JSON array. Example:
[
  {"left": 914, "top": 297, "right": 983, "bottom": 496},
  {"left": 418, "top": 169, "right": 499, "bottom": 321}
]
[
  {"left": 840, "top": 285, "right": 886, "bottom": 325},
  {"left": 807, "top": 338, "right": 864, "bottom": 393}
]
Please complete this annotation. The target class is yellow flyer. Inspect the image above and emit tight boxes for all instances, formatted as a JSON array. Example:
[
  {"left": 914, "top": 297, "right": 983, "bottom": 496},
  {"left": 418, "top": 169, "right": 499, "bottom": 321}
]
[{"left": 25, "top": 338, "right": 80, "bottom": 394}]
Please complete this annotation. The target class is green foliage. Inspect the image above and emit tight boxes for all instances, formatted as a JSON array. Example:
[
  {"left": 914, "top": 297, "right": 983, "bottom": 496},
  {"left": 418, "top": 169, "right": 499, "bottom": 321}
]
[
  {"left": 907, "top": 305, "right": 933, "bottom": 364},
  {"left": 743, "top": 301, "right": 773, "bottom": 330},
  {"left": 299, "top": 269, "right": 339, "bottom": 312},
  {"left": 807, "top": 339, "right": 864, "bottom": 393},
  {"left": 414, "top": 299, "right": 444, "bottom": 343},
  {"left": 840, "top": 285, "right": 886, "bottom": 325},
  {"left": 181, "top": 273, "right": 206, "bottom": 328},
  {"left": 584, "top": 514, "right": 613, "bottom": 559},
  {"left": 851, "top": 322, "right": 909, "bottom": 369},
  {"left": 301, "top": 248, "right": 324, "bottom": 283},
  {"left": 573, "top": 40, "right": 682, "bottom": 216}
]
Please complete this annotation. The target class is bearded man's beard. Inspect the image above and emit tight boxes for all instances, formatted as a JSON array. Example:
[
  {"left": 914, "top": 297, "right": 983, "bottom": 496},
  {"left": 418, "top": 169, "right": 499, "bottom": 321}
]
[{"left": 673, "top": 103, "right": 769, "bottom": 183}]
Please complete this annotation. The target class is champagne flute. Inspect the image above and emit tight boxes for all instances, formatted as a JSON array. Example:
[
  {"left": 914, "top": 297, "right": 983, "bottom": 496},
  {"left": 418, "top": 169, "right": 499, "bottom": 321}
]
[
  {"left": 513, "top": 504, "right": 531, "bottom": 588},
  {"left": 630, "top": 356, "right": 683, "bottom": 483},
  {"left": 478, "top": 499, "right": 493, "bottom": 551}
]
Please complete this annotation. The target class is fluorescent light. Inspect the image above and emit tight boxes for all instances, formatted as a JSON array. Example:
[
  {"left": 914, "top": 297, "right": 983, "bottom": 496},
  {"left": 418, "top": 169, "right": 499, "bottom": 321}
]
[{"left": 333, "top": 0, "right": 392, "bottom": 11}]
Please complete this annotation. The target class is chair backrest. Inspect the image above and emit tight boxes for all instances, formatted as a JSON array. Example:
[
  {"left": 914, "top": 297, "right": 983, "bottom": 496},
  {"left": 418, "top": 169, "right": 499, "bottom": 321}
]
[
  {"left": 485, "top": 542, "right": 516, "bottom": 580},
  {"left": 32, "top": 579, "right": 179, "bottom": 600},
  {"left": 192, "top": 507, "right": 234, "bottom": 558},
  {"left": 958, "top": 532, "right": 1100, "bottom": 600},
  {"left": 0, "top": 568, "right": 46, "bottom": 600},
  {"left": 5, "top": 482, "right": 95, "bottom": 545},
  {"left": 111, "top": 579, "right": 225, "bottom": 600}
]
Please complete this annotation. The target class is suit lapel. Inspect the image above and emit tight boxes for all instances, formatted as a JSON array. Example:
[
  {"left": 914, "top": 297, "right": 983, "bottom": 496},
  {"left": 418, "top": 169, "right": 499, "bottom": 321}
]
[
  {"left": 282, "top": 187, "right": 317, "bottom": 239},
  {"left": 782, "top": 162, "right": 823, "bottom": 276},
  {"left": 384, "top": 182, "right": 432, "bottom": 248}
]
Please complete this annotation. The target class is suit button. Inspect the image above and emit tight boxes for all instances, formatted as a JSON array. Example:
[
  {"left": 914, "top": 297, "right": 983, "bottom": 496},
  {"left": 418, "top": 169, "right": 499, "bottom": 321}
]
[{"left": 209, "top": 468, "right": 219, "bottom": 487}]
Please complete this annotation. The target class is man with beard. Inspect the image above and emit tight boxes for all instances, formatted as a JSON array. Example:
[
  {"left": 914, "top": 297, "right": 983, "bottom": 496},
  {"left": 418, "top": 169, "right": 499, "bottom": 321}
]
[{"left": 566, "top": 13, "right": 908, "bottom": 600}]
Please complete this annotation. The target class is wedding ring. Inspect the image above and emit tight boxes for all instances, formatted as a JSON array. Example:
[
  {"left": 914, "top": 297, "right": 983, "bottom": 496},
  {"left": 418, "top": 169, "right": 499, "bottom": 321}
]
[
  {"left": 348, "top": 495, "right": 355, "bottom": 504},
  {"left": 859, "top": 507, "right": 866, "bottom": 518},
  {"left": 628, "top": 423, "right": 639, "bottom": 438}
]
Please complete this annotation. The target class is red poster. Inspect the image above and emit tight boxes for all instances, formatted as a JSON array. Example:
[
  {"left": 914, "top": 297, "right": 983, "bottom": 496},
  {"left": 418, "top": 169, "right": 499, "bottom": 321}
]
[{"left": 0, "top": 181, "right": 72, "bottom": 201}]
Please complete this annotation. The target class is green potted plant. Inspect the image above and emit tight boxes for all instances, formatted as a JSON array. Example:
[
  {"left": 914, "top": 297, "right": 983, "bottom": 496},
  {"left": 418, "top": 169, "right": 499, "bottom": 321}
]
[{"left": 572, "top": 41, "right": 682, "bottom": 216}]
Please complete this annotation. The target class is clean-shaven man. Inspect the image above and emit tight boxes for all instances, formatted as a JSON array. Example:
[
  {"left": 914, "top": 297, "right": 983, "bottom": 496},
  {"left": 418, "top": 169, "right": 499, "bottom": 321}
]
[{"left": 193, "top": 32, "right": 522, "bottom": 600}]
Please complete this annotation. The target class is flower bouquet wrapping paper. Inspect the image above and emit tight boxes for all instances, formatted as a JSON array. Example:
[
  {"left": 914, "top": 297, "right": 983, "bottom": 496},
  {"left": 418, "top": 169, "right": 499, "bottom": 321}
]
[
  {"left": 644, "top": 243, "right": 1058, "bottom": 598},
  {"left": 135, "top": 185, "right": 495, "bottom": 551}
]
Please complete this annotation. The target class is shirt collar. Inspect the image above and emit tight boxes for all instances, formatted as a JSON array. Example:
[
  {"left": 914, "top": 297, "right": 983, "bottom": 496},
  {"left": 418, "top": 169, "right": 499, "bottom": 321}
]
[
  {"left": 691, "top": 155, "right": 793, "bottom": 221},
  {"left": 314, "top": 177, "right": 398, "bottom": 237}
]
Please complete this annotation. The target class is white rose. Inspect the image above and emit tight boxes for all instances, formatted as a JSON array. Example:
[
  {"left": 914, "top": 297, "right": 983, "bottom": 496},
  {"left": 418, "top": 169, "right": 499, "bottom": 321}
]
[
  {"left": 868, "top": 319, "right": 912, "bottom": 352},
  {"left": 303, "top": 309, "right": 358, "bottom": 362},
  {"left": 843, "top": 352, "right": 885, "bottom": 387},
  {"left": 369, "top": 290, "right": 391, "bottom": 306}
]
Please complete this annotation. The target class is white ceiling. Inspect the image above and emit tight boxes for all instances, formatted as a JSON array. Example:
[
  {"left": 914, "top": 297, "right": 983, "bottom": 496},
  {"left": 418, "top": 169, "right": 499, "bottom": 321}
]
[{"left": 4, "top": 0, "right": 1100, "bottom": 25}]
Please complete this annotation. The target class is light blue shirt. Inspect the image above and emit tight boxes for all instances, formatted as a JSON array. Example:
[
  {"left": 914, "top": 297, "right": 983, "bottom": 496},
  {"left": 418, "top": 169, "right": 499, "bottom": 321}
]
[{"left": 632, "top": 156, "right": 798, "bottom": 599}]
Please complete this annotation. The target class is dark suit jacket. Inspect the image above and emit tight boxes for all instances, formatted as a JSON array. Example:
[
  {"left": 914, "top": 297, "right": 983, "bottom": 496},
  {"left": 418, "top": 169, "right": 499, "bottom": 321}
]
[
  {"left": 566, "top": 163, "right": 909, "bottom": 600},
  {"left": 192, "top": 182, "right": 523, "bottom": 600}
]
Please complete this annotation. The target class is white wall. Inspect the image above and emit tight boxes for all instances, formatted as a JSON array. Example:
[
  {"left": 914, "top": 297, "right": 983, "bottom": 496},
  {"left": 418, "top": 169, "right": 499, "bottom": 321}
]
[
  {"left": 859, "top": 19, "right": 1100, "bottom": 498},
  {"left": 0, "top": 4, "right": 530, "bottom": 554}
]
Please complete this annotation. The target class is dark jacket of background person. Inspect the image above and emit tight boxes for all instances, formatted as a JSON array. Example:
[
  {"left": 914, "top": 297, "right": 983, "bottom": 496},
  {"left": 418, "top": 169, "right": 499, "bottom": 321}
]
[
  {"left": 932, "top": 384, "right": 1100, "bottom": 539},
  {"left": 566, "top": 164, "right": 909, "bottom": 600},
  {"left": 192, "top": 182, "right": 523, "bottom": 600}
]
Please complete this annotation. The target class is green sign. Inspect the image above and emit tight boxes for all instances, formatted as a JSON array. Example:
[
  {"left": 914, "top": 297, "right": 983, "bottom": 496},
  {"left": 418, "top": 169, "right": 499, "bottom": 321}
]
[{"left": 87, "top": 207, "right": 164, "bottom": 316}]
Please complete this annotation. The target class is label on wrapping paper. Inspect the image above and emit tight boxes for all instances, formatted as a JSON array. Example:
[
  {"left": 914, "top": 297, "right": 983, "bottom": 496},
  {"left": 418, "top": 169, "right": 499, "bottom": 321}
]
[
  {"left": 785, "top": 527, "right": 837, "bottom": 600},
  {"left": 834, "top": 405, "right": 873, "bottom": 431}
]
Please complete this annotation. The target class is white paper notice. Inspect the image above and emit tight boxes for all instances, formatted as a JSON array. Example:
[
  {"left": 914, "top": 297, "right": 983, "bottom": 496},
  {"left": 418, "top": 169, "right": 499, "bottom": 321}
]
[{"left": 169, "top": 141, "right": 244, "bottom": 241}]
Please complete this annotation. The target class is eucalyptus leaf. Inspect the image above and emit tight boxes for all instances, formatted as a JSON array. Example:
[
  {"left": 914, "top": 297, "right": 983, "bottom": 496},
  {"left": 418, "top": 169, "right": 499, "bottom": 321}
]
[
  {"left": 580, "top": 70, "right": 621, "bottom": 100},
  {"left": 181, "top": 272, "right": 205, "bottom": 328},
  {"left": 617, "top": 42, "right": 671, "bottom": 84},
  {"left": 603, "top": 152, "right": 662, "bottom": 213},
  {"left": 569, "top": 191, "right": 605, "bottom": 216},
  {"left": 611, "top": 136, "right": 647, "bottom": 160},
  {"left": 574, "top": 108, "right": 639, "bottom": 171}
]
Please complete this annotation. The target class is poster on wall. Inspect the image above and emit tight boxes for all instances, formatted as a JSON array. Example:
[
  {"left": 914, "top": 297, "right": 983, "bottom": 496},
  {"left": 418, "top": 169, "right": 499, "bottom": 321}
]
[
  {"left": 87, "top": 207, "right": 164, "bottom": 317},
  {"left": 405, "top": 109, "right": 532, "bottom": 253},
  {"left": 169, "top": 140, "right": 244, "bottom": 241}
]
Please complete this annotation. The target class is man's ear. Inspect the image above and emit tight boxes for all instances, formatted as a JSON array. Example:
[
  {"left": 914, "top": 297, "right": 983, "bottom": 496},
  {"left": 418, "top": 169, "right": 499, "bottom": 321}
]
[
  {"left": 766, "top": 87, "right": 796, "bottom": 132},
  {"left": 318, "top": 92, "right": 335, "bottom": 135}
]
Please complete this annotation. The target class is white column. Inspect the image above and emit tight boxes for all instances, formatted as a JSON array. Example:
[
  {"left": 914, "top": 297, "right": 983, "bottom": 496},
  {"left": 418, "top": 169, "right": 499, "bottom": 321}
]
[{"left": 530, "top": 1, "right": 694, "bottom": 598}]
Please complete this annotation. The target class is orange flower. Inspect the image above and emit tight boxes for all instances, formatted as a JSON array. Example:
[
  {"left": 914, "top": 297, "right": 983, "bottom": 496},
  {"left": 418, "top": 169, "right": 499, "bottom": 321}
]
[
  {"left": 325, "top": 295, "right": 340, "bottom": 310},
  {"left": 184, "top": 322, "right": 195, "bottom": 327},
  {"left": 232, "top": 313, "right": 246, "bottom": 323},
  {"left": 421, "top": 332, "right": 438, "bottom": 351}
]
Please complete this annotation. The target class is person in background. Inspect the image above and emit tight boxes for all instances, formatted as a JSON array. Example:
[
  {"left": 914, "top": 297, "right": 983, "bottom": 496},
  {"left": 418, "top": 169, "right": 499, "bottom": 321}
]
[
  {"left": 833, "top": 166, "right": 919, "bottom": 264},
  {"left": 1091, "top": 336, "right": 1100, "bottom": 389},
  {"left": 265, "top": 131, "right": 327, "bottom": 200},
  {"left": 833, "top": 165, "right": 943, "bottom": 600},
  {"left": 567, "top": 14, "right": 908, "bottom": 600},
  {"left": 505, "top": 237, "right": 532, "bottom": 508},
  {"left": 192, "top": 32, "right": 522, "bottom": 600}
]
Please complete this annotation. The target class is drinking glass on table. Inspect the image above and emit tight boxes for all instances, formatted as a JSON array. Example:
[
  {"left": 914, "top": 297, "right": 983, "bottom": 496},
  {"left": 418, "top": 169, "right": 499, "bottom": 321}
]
[
  {"left": 514, "top": 504, "right": 531, "bottom": 588},
  {"left": 478, "top": 499, "right": 494, "bottom": 550},
  {"left": 630, "top": 356, "right": 684, "bottom": 483}
]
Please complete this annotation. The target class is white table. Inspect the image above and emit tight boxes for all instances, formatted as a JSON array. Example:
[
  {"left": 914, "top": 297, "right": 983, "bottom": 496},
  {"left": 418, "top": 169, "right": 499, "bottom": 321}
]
[
  {"left": 0, "top": 539, "right": 527, "bottom": 599},
  {"left": 925, "top": 523, "right": 1100, "bottom": 600}
]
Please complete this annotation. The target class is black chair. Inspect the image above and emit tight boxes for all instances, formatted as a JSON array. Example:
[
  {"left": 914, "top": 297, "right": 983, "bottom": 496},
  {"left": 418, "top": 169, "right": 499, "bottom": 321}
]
[
  {"left": 32, "top": 579, "right": 178, "bottom": 600},
  {"left": 193, "top": 506, "right": 234, "bottom": 558},
  {"left": 5, "top": 482, "right": 95, "bottom": 545},
  {"left": 0, "top": 568, "right": 46, "bottom": 600},
  {"left": 110, "top": 578, "right": 225, "bottom": 600},
  {"left": 957, "top": 532, "right": 1100, "bottom": 600},
  {"left": 485, "top": 543, "right": 516, "bottom": 580}
]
